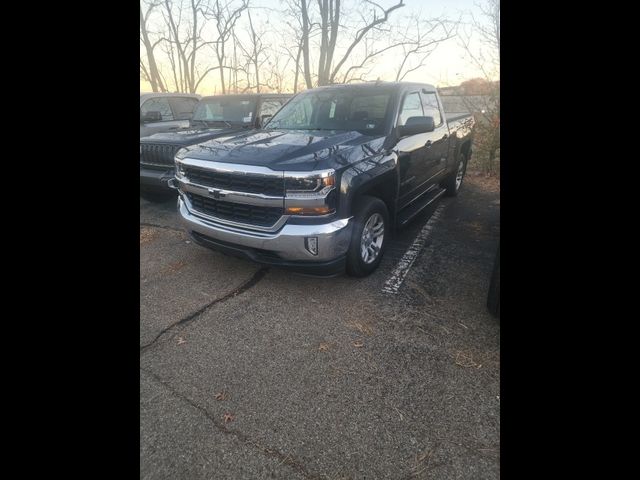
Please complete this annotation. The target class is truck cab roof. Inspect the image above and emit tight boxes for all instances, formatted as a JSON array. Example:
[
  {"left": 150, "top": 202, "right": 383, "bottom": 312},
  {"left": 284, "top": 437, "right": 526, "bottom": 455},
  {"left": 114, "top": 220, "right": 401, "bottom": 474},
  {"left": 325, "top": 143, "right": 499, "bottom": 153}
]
[{"left": 308, "top": 81, "right": 437, "bottom": 94}]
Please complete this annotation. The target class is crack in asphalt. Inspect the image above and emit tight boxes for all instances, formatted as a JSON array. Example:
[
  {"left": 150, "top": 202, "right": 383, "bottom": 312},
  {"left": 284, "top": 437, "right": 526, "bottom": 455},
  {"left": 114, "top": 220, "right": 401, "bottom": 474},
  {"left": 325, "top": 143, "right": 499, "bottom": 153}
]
[
  {"left": 141, "top": 367, "right": 322, "bottom": 480},
  {"left": 140, "top": 267, "right": 269, "bottom": 355},
  {"left": 139, "top": 222, "right": 184, "bottom": 233}
]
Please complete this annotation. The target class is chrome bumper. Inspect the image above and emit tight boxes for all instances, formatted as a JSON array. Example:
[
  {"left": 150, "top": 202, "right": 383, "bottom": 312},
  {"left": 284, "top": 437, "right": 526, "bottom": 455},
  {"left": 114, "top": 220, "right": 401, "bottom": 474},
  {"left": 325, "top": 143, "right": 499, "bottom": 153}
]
[{"left": 178, "top": 196, "right": 353, "bottom": 262}]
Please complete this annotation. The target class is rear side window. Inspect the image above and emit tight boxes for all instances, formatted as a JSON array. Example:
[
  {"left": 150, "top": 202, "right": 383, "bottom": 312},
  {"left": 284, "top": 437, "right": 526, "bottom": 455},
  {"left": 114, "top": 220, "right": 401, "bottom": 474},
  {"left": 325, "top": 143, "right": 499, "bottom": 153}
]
[
  {"left": 421, "top": 93, "right": 442, "bottom": 126},
  {"left": 141, "top": 98, "right": 174, "bottom": 121},
  {"left": 259, "top": 99, "right": 286, "bottom": 118},
  {"left": 171, "top": 97, "right": 199, "bottom": 120},
  {"left": 348, "top": 95, "right": 389, "bottom": 125},
  {"left": 398, "top": 92, "right": 424, "bottom": 126}
]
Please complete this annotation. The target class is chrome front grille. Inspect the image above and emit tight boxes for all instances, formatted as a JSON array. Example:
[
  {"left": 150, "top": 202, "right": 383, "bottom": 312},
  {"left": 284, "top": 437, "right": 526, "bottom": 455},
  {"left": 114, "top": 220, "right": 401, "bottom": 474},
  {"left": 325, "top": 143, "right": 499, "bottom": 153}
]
[
  {"left": 177, "top": 158, "right": 286, "bottom": 230},
  {"left": 140, "top": 144, "right": 182, "bottom": 167},
  {"left": 181, "top": 165, "right": 285, "bottom": 196},
  {"left": 185, "top": 192, "right": 283, "bottom": 228}
]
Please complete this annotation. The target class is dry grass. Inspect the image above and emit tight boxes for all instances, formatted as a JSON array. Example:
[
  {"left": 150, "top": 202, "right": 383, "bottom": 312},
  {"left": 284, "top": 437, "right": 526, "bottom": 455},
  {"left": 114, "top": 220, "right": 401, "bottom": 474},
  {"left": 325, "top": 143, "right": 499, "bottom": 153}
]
[
  {"left": 465, "top": 171, "right": 501, "bottom": 193},
  {"left": 454, "top": 351, "right": 482, "bottom": 369},
  {"left": 346, "top": 320, "right": 374, "bottom": 336},
  {"left": 410, "top": 445, "right": 437, "bottom": 477},
  {"left": 162, "top": 260, "right": 187, "bottom": 274}
]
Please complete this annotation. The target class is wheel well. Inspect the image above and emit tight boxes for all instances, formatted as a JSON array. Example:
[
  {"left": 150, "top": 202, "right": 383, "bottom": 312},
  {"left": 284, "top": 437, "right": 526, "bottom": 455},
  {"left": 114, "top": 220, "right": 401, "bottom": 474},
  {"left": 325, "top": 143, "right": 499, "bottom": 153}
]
[
  {"left": 460, "top": 141, "right": 471, "bottom": 160},
  {"left": 353, "top": 177, "right": 397, "bottom": 222}
]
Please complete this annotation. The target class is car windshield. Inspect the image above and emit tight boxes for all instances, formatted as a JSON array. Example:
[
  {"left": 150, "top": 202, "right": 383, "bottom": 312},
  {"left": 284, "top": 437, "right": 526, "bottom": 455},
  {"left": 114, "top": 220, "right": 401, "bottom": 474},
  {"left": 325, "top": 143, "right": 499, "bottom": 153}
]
[
  {"left": 192, "top": 97, "right": 257, "bottom": 124},
  {"left": 266, "top": 88, "right": 393, "bottom": 135}
]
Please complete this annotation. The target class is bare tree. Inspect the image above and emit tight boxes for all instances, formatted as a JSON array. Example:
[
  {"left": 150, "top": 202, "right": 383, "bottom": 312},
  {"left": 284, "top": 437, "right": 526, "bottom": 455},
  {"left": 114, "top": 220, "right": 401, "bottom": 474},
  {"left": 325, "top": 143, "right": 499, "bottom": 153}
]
[
  {"left": 157, "top": 0, "right": 247, "bottom": 94},
  {"left": 286, "top": 1, "right": 456, "bottom": 88},
  {"left": 140, "top": 1, "right": 166, "bottom": 92},
  {"left": 326, "top": 0, "right": 405, "bottom": 85},
  {"left": 393, "top": 16, "right": 458, "bottom": 81},
  {"left": 207, "top": 0, "right": 248, "bottom": 93}
]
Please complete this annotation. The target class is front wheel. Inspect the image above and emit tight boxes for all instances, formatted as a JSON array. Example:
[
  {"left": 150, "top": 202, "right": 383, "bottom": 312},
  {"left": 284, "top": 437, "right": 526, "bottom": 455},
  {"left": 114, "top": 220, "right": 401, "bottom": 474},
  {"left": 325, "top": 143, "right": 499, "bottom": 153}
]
[{"left": 346, "top": 196, "right": 389, "bottom": 277}]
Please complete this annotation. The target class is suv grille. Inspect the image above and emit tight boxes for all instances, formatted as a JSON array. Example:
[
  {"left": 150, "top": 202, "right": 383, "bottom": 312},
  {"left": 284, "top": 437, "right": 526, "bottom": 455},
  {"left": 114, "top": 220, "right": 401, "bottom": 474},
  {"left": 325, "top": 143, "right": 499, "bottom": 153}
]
[
  {"left": 186, "top": 192, "right": 283, "bottom": 228},
  {"left": 182, "top": 166, "right": 284, "bottom": 196},
  {"left": 140, "top": 144, "right": 182, "bottom": 167}
]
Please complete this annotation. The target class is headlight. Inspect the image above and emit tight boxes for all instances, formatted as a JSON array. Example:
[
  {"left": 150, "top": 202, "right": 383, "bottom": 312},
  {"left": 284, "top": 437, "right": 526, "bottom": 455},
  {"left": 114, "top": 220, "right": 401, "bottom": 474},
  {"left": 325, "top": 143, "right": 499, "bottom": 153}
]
[{"left": 284, "top": 170, "right": 337, "bottom": 215}]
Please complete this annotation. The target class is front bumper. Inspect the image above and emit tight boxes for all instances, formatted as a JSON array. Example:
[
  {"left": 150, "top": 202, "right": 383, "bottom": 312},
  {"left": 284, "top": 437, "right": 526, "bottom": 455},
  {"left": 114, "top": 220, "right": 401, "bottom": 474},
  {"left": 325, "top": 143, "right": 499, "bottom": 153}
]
[
  {"left": 178, "top": 196, "right": 353, "bottom": 274},
  {"left": 140, "top": 165, "right": 175, "bottom": 191}
]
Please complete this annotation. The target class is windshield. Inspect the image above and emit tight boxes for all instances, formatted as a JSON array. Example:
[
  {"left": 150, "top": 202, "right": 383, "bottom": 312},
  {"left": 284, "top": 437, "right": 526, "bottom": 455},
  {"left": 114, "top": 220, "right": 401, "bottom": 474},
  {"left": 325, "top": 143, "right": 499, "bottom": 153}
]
[
  {"left": 192, "top": 97, "right": 257, "bottom": 124},
  {"left": 266, "top": 88, "right": 393, "bottom": 135}
]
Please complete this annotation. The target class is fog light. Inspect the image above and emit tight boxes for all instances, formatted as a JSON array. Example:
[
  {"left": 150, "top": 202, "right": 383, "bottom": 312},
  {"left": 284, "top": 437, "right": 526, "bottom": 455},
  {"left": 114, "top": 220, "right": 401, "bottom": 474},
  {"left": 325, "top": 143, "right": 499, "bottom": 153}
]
[{"left": 305, "top": 237, "right": 318, "bottom": 255}]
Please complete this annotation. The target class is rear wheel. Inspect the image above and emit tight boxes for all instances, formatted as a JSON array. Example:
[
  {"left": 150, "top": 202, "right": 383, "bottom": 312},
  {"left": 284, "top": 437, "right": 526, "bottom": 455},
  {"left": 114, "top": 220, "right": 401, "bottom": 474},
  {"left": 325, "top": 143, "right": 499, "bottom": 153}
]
[
  {"left": 442, "top": 152, "right": 467, "bottom": 196},
  {"left": 346, "top": 196, "right": 389, "bottom": 277}
]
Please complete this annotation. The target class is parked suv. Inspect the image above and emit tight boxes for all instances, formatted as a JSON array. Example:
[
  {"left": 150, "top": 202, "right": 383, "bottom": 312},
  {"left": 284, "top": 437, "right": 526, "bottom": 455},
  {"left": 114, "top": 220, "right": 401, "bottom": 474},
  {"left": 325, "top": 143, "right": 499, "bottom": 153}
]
[
  {"left": 140, "top": 93, "right": 291, "bottom": 201},
  {"left": 140, "top": 92, "right": 201, "bottom": 138}
]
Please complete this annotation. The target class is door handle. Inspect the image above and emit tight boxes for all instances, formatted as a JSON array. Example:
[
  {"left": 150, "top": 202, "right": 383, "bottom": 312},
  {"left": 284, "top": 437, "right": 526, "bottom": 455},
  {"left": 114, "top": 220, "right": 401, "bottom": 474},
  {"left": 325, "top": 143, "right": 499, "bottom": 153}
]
[{"left": 425, "top": 140, "right": 433, "bottom": 148}]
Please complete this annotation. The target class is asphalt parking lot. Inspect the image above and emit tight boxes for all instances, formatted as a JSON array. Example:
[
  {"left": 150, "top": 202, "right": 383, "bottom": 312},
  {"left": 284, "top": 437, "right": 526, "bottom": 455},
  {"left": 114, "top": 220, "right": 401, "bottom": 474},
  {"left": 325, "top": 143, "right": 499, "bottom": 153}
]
[{"left": 140, "top": 175, "right": 500, "bottom": 479}]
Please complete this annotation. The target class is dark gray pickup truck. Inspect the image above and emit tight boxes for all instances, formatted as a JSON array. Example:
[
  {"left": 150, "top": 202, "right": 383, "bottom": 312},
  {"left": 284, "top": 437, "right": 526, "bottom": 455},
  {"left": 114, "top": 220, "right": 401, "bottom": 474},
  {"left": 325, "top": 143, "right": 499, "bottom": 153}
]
[
  {"left": 172, "top": 82, "right": 474, "bottom": 276},
  {"left": 140, "top": 93, "right": 290, "bottom": 200}
]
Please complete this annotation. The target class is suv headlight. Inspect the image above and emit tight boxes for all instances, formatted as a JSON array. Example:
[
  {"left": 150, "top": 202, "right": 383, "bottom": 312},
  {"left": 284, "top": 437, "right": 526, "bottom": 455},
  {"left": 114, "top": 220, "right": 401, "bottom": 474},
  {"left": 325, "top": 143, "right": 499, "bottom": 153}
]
[{"left": 284, "top": 170, "right": 337, "bottom": 215}]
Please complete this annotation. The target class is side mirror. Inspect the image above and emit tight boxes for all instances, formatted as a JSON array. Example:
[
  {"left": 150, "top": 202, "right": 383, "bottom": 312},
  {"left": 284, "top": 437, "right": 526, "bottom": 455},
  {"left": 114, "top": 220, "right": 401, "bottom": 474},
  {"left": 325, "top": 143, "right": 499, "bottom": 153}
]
[
  {"left": 398, "top": 116, "right": 435, "bottom": 137},
  {"left": 141, "top": 111, "right": 162, "bottom": 123},
  {"left": 259, "top": 114, "right": 273, "bottom": 128}
]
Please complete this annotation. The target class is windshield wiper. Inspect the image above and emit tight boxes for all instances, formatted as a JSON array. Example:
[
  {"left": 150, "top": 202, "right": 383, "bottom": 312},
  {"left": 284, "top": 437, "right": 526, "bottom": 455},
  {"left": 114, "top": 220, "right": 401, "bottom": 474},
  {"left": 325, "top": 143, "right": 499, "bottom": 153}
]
[
  {"left": 210, "top": 120, "right": 232, "bottom": 127},
  {"left": 191, "top": 119, "right": 210, "bottom": 128}
]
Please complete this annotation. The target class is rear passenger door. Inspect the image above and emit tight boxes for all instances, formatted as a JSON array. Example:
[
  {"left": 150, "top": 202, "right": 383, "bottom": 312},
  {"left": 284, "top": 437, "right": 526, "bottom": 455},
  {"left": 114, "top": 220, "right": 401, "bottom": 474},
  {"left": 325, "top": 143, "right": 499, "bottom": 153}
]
[
  {"left": 396, "top": 90, "right": 432, "bottom": 207},
  {"left": 420, "top": 91, "right": 450, "bottom": 183}
]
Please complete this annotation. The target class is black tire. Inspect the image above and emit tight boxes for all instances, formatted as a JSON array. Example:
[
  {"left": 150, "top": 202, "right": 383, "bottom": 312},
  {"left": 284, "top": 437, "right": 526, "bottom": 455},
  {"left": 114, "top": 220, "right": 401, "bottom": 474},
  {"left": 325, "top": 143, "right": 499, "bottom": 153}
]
[
  {"left": 441, "top": 152, "right": 467, "bottom": 196},
  {"left": 140, "top": 188, "right": 176, "bottom": 203},
  {"left": 346, "top": 196, "right": 389, "bottom": 277},
  {"left": 487, "top": 244, "right": 500, "bottom": 318}
]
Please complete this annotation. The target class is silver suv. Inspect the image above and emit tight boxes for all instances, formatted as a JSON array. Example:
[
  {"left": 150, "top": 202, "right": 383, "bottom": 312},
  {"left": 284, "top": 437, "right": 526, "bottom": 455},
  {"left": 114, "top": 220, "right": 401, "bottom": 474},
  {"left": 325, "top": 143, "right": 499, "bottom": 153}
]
[{"left": 140, "top": 92, "right": 201, "bottom": 138}]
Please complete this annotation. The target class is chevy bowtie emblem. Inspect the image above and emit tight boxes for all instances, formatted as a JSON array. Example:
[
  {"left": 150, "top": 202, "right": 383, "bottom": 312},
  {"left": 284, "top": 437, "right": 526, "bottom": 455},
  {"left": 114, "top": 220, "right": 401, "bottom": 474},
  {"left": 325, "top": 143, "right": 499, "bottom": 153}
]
[{"left": 208, "top": 188, "right": 225, "bottom": 199}]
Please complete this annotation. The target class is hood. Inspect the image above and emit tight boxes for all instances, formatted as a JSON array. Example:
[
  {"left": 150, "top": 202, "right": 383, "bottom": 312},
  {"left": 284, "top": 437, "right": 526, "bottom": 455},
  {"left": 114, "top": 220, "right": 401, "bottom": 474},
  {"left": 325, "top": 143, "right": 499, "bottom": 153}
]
[
  {"left": 177, "top": 129, "right": 387, "bottom": 171},
  {"left": 140, "top": 126, "right": 248, "bottom": 146}
]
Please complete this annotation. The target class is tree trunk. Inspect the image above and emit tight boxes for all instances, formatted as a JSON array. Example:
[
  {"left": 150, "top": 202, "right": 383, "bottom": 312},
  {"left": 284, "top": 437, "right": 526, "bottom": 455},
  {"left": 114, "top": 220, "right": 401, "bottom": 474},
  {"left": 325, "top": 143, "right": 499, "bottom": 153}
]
[
  {"left": 140, "top": 2, "right": 165, "bottom": 92},
  {"left": 301, "top": 0, "right": 313, "bottom": 88}
]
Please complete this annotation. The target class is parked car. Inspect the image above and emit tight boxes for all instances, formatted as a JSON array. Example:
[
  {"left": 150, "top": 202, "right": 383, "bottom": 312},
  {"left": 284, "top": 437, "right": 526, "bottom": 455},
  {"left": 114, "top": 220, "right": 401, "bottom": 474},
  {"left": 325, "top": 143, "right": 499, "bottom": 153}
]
[
  {"left": 140, "top": 93, "right": 291, "bottom": 201},
  {"left": 487, "top": 242, "right": 500, "bottom": 318},
  {"left": 171, "top": 82, "right": 475, "bottom": 276},
  {"left": 140, "top": 92, "right": 201, "bottom": 138}
]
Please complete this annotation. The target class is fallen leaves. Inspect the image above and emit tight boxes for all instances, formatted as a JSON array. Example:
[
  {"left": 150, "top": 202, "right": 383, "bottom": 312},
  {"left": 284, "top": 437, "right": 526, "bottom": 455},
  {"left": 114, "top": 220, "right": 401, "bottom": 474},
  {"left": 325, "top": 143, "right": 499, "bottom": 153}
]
[
  {"left": 318, "top": 342, "right": 331, "bottom": 352},
  {"left": 455, "top": 351, "right": 482, "bottom": 369},
  {"left": 352, "top": 341, "right": 364, "bottom": 348},
  {"left": 347, "top": 321, "right": 373, "bottom": 336},
  {"left": 176, "top": 337, "right": 186, "bottom": 345},
  {"left": 214, "top": 391, "right": 230, "bottom": 401},
  {"left": 223, "top": 413, "right": 235, "bottom": 424},
  {"left": 140, "top": 227, "right": 157, "bottom": 245}
]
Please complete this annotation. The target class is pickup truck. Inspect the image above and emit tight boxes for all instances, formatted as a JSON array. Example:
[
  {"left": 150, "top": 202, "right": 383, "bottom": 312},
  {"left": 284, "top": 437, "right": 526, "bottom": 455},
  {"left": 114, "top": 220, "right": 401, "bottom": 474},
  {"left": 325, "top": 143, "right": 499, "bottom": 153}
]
[
  {"left": 140, "top": 92, "right": 200, "bottom": 138},
  {"left": 140, "top": 93, "right": 291, "bottom": 200},
  {"left": 172, "top": 82, "right": 474, "bottom": 276}
]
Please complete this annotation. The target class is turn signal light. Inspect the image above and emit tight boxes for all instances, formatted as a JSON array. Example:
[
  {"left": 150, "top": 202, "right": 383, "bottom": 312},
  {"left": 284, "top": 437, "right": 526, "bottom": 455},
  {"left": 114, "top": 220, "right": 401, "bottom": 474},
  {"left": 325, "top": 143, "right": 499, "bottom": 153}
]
[{"left": 285, "top": 206, "right": 334, "bottom": 215}]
